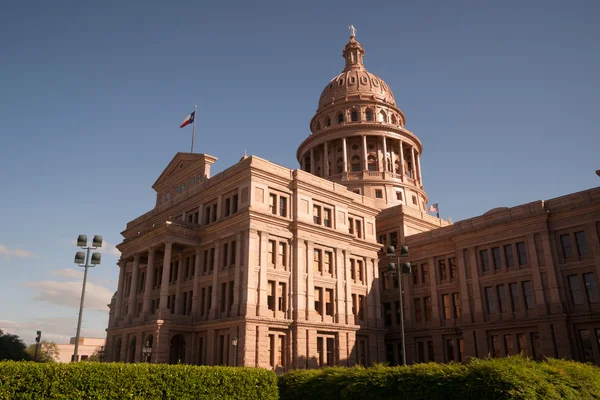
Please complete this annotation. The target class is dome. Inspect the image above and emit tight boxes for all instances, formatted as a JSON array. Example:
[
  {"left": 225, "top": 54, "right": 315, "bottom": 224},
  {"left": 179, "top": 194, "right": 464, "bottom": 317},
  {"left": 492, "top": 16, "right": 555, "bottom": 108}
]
[{"left": 317, "top": 36, "right": 396, "bottom": 111}]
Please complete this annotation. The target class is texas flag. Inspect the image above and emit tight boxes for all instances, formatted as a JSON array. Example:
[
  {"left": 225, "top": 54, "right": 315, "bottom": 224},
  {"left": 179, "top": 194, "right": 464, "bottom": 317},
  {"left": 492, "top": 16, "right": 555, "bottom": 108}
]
[
  {"left": 180, "top": 111, "right": 195, "bottom": 128},
  {"left": 428, "top": 203, "right": 439, "bottom": 213}
]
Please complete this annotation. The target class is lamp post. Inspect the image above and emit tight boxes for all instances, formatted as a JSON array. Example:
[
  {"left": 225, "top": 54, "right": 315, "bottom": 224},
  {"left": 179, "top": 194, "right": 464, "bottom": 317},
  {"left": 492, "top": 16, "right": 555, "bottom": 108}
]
[
  {"left": 73, "top": 234, "right": 102, "bottom": 362},
  {"left": 386, "top": 245, "right": 411, "bottom": 366},
  {"left": 231, "top": 337, "right": 238, "bottom": 366},
  {"left": 142, "top": 341, "right": 152, "bottom": 363},
  {"left": 33, "top": 331, "right": 41, "bottom": 362}
]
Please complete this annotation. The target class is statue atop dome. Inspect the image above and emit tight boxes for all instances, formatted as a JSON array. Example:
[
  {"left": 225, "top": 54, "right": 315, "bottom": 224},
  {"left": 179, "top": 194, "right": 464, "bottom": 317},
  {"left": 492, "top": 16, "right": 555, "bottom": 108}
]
[{"left": 348, "top": 25, "right": 357, "bottom": 38}]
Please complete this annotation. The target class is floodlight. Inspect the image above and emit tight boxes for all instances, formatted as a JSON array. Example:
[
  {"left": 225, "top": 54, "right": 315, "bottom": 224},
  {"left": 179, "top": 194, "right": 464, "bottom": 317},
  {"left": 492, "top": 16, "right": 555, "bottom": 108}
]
[
  {"left": 90, "top": 253, "right": 101, "bottom": 265},
  {"left": 92, "top": 235, "right": 103, "bottom": 248},
  {"left": 387, "top": 262, "right": 396, "bottom": 272},
  {"left": 401, "top": 262, "right": 412, "bottom": 274},
  {"left": 386, "top": 245, "right": 396, "bottom": 256},
  {"left": 231, "top": 337, "right": 238, "bottom": 347},
  {"left": 399, "top": 246, "right": 409, "bottom": 257},
  {"left": 74, "top": 251, "right": 85, "bottom": 264},
  {"left": 77, "top": 235, "right": 87, "bottom": 247}
]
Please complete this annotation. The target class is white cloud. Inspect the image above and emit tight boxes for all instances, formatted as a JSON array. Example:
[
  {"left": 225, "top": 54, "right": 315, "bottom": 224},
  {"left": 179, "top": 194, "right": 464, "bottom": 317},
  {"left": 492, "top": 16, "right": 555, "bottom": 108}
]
[
  {"left": 49, "top": 268, "right": 84, "bottom": 279},
  {"left": 23, "top": 280, "right": 113, "bottom": 312},
  {"left": 0, "top": 318, "right": 106, "bottom": 345},
  {"left": 0, "top": 244, "right": 38, "bottom": 259}
]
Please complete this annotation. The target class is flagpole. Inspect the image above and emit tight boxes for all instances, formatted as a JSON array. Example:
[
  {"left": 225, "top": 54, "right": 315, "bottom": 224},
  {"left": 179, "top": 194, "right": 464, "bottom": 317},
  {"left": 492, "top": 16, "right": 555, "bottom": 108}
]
[
  {"left": 437, "top": 203, "right": 440, "bottom": 219},
  {"left": 191, "top": 104, "right": 197, "bottom": 153}
]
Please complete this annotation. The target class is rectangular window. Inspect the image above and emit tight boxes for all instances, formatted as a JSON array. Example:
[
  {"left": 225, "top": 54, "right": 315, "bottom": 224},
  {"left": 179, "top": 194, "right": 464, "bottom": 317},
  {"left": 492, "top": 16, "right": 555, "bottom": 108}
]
[
  {"left": 268, "top": 334, "right": 275, "bottom": 367},
  {"left": 326, "top": 337, "right": 335, "bottom": 366},
  {"left": 414, "top": 298, "right": 422, "bottom": 323},
  {"left": 384, "top": 302, "right": 392, "bottom": 326},
  {"left": 358, "top": 294, "right": 365, "bottom": 320},
  {"left": 480, "top": 249, "right": 490, "bottom": 272},
  {"left": 424, "top": 296, "right": 432, "bottom": 321},
  {"left": 375, "top": 189, "right": 383, "bottom": 198},
  {"left": 417, "top": 342, "right": 425, "bottom": 363},
  {"left": 230, "top": 242, "right": 236, "bottom": 266},
  {"left": 446, "top": 340, "right": 455, "bottom": 362},
  {"left": 523, "top": 281, "right": 535, "bottom": 310},
  {"left": 314, "top": 249, "right": 322, "bottom": 273},
  {"left": 452, "top": 293, "right": 462, "bottom": 319},
  {"left": 438, "top": 259, "right": 447, "bottom": 281},
  {"left": 348, "top": 217, "right": 354, "bottom": 234},
  {"left": 575, "top": 231, "right": 589, "bottom": 257},
  {"left": 220, "top": 282, "right": 227, "bottom": 313},
  {"left": 516, "top": 242, "right": 527, "bottom": 265},
  {"left": 232, "top": 194, "right": 238, "bottom": 214},
  {"left": 412, "top": 267, "right": 419, "bottom": 285},
  {"left": 568, "top": 275, "right": 583, "bottom": 305},
  {"left": 324, "top": 251, "right": 333, "bottom": 274},
  {"left": 504, "top": 245, "right": 514, "bottom": 268},
  {"left": 317, "top": 337, "right": 323, "bottom": 366},
  {"left": 449, "top": 257, "right": 458, "bottom": 279},
  {"left": 277, "top": 335, "right": 285, "bottom": 367},
  {"left": 490, "top": 335, "right": 501, "bottom": 357},
  {"left": 517, "top": 333, "right": 527, "bottom": 356},
  {"left": 427, "top": 341, "right": 434, "bottom": 362},
  {"left": 485, "top": 286, "right": 495, "bottom": 314},
  {"left": 269, "top": 194, "right": 277, "bottom": 214},
  {"left": 278, "top": 282, "right": 286, "bottom": 311},
  {"left": 313, "top": 205, "right": 321, "bottom": 224},
  {"left": 268, "top": 240, "right": 276, "bottom": 266},
  {"left": 357, "top": 260, "right": 364, "bottom": 283},
  {"left": 421, "top": 264, "right": 429, "bottom": 284},
  {"left": 279, "top": 196, "right": 287, "bottom": 217},
  {"left": 350, "top": 259, "right": 356, "bottom": 281},
  {"left": 390, "top": 232, "right": 398, "bottom": 247},
  {"left": 325, "top": 288, "right": 334, "bottom": 316},
  {"left": 324, "top": 208, "right": 332, "bottom": 227},
  {"left": 267, "top": 281, "right": 275, "bottom": 311},
  {"left": 209, "top": 248, "right": 215, "bottom": 272},
  {"left": 278, "top": 242, "right": 286, "bottom": 267},
  {"left": 210, "top": 204, "right": 217, "bottom": 223},
  {"left": 396, "top": 191, "right": 402, "bottom": 201},
  {"left": 394, "top": 300, "right": 401, "bottom": 325},
  {"left": 222, "top": 243, "right": 229, "bottom": 268},
  {"left": 200, "top": 288, "right": 206, "bottom": 316},
  {"left": 560, "top": 234, "right": 573, "bottom": 259},
  {"left": 224, "top": 198, "right": 231, "bottom": 217},
  {"left": 509, "top": 282, "right": 520, "bottom": 311},
  {"left": 228, "top": 283, "right": 234, "bottom": 312},
  {"left": 442, "top": 294, "right": 451, "bottom": 320},
  {"left": 351, "top": 294, "right": 357, "bottom": 317},
  {"left": 579, "top": 330, "right": 594, "bottom": 363},
  {"left": 583, "top": 273, "right": 599, "bottom": 304},
  {"left": 504, "top": 334, "right": 514, "bottom": 355},
  {"left": 314, "top": 287, "right": 322, "bottom": 315},
  {"left": 497, "top": 285, "right": 508, "bottom": 313},
  {"left": 206, "top": 286, "right": 212, "bottom": 313},
  {"left": 492, "top": 247, "right": 501, "bottom": 270},
  {"left": 355, "top": 219, "right": 362, "bottom": 239}
]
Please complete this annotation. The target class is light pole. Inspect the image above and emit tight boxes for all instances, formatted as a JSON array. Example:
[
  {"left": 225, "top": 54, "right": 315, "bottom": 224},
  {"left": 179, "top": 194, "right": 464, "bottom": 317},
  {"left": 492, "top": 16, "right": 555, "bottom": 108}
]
[
  {"left": 33, "top": 331, "right": 41, "bottom": 362},
  {"left": 142, "top": 341, "right": 152, "bottom": 363},
  {"left": 231, "top": 337, "right": 238, "bottom": 366},
  {"left": 73, "top": 234, "right": 102, "bottom": 362},
  {"left": 386, "top": 245, "right": 411, "bottom": 366}
]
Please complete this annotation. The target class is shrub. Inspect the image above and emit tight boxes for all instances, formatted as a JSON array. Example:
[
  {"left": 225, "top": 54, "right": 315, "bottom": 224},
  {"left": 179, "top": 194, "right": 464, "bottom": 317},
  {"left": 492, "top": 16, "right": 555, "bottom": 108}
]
[
  {"left": 0, "top": 362, "right": 278, "bottom": 400},
  {"left": 278, "top": 356, "right": 600, "bottom": 400}
]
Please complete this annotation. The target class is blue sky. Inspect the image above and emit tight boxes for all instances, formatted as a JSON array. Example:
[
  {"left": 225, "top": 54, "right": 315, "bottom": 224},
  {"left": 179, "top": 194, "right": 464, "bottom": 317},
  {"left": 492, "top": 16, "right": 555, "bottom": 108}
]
[{"left": 1, "top": 0, "right": 598, "bottom": 344}]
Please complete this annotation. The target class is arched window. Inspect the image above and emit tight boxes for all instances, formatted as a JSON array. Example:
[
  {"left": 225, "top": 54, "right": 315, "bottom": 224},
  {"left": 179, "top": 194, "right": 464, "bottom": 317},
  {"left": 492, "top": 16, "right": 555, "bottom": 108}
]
[
  {"left": 338, "top": 113, "right": 344, "bottom": 124},
  {"left": 391, "top": 115, "right": 398, "bottom": 125},
  {"left": 378, "top": 110, "right": 387, "bottom": 123},
  {"left": 386, "top": 157, "right": 392, "bottom": 171},
  {"left": 351, "top": 155, "right": 361, "bottom": 172},
  {"left": 365, "top": 109, "right": 373, "bottom": 121},
  {"left": 327, "top": 118, "right": 331, "bottom": 127},
  {"left": 351, "top": 111, "right": 358, "bottom": 122},
  {"left": 367, "top": 154, "right": 377, "bottom": 171},
  {"left": 337, "top": 157, "right": 344, "bottom": 173}
]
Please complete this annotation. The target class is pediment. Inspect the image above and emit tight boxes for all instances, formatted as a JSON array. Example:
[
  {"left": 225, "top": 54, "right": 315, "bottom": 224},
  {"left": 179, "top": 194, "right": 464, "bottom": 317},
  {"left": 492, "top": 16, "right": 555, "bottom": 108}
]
[{"left": 152, "top": 152, "right": 206, "bottom": 190}]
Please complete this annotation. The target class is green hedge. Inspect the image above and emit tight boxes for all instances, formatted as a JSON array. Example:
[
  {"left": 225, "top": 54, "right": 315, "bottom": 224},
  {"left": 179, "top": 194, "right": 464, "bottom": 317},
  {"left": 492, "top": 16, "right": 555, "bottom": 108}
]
[
  {"left": 0, "top": 362, "right": 278, "bottom": 400},
  {"left": 278, "top": 356, "right": 600, "bottom": 400}
]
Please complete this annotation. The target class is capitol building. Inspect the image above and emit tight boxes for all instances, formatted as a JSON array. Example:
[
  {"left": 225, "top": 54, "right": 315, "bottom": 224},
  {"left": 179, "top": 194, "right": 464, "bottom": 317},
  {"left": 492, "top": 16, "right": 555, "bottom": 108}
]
[{"left": 104, "top": 32, "right": 600, "bottom": 369}]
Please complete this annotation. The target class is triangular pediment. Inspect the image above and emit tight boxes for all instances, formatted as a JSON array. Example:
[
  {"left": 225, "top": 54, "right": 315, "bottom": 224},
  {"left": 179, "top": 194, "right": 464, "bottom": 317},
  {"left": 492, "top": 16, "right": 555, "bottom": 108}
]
[{"left": 152, "top": 152, "right": 207, "bottom": 190}]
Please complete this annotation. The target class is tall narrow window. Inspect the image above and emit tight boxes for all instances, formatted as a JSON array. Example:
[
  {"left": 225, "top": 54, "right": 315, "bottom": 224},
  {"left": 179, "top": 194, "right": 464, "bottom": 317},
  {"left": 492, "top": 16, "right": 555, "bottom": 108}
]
[
  {"left": 313, "top": 206, "right": 321, "bottom": 224},
  {"left": 314, "top": 249, "right": 322, "bottom": 273},
  {"left": 358, "top": 294, "right": 365, "bottom": 320},
  {"left": 277, "top": 335, "right": 285, "bottom": 367},
  {"left": 267, "top": 281, "right": 275, "bottom": 310},
  {"left": 278, "top": 242, "right": 286, "bottom": 267},
  {"left": 366, "top": 110, "right": 373, "bottom": 121},
  {"left": 509, "top": 282, "right": 520, "bottom": 311},
  {"left": 269, "top": 194, "right": 277, "bottom": 214},
  {"left": 517, "top": 334, "right": 527, "bottom": 356},
  {"left": 384, "top": 302, "right": 392, "bottom": 326},
  {"left": 446, "top": 340, "right": 455, "bottom": 362},
  {"left": 490, "top": 335, "right": 501, "bottom": 357},
  {"left": 442, "top": 294, "right": 451, "bottom": 320},
  {"left": 497, "top": 285, "right": 508, "bottom": 313},
  {"left": 414, "top": 298, "right": 422, "bottom": 323},
  {"left": 523, "top": 281, "right": 535, "bottom": 309},
  {"left": 480, "top": 249, "right": 490, "bottom": 272},
  {"left": 355, "top": 219, "right": 362, "bottom": 238},
  {"left": 583, "top": 273, "right": 599, "bottom": 304},
  {"left": 279, "top": 197, "right": 287, "bottom": 217},
  {"left": 314, "top": 287, "right": 322, "bottom": 315},
  {"left": 338, "top": 113, "right": 344, "bottom": 124},
  {"left": 278, "top": 282, "right": 286, "bottom": 311},
  {"left": 357, "top": 260, "right": 363, "bottom": 283},
  {"left": 324, "top": 208, "right": 332, "bottom": 227},
  {"left": 424, "top": 296, "right": 432, "bottom": 321},
  {"left": 452, "top": 293, "right": 462, "bottom": 319},
  {"left": 492, "top": 247, "right": 501, "bottom": 270},
  {"left": 268, "top": 240, "right": 276, "bottom": 266},
  {"left": 560, "top": 234, "right": 573, "bottom": 258},
  {"left": 421, "top": 264, "right": 429, "bottom": 284},
  {"left": 568, "top": 275, "right": 583, "bottom": 305},
  {"left": 579, "top": 330, "right": 594, "bottom": 362},
  {"left": 575, "top": 231, "right": 589, "bottom": 257},
  {"left": 351, "top": 111, "right": 358, "bottom": 121},
  {"left": 324, "top": 251, "right": 333, "bottom": 274},
  {"left": 317, "top": 337, "right": 324, "bottom": 366},
  {"left": 504, "top": 334, "right": 514, "bottom": 355},
  {"left": 449, "top": 257, "right": 458, "bottom": 279},
  {"left": 438, "top": 259, "right": 447, "bottom": 281},
  {"left": 516, "top": 242, "right": 527, "bottom": 265},
  {"left": 325, "top": 289, "right": 334, "bottom": 316},
  {"left": 485, "top": 287, "right": 495, "bottom": 314},
  {"left": 504, "top": 245, "right": 514, "bottom": 267}
]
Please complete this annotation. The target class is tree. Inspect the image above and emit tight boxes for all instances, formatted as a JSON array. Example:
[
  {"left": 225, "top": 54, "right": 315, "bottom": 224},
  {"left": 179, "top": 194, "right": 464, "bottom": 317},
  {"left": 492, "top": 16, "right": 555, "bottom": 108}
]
[
  {"left": 0, "top": 329, "right": 31, "bottom": 361},
  {"left": 26, "top": 340, "right": 59, "bottom": 362}
]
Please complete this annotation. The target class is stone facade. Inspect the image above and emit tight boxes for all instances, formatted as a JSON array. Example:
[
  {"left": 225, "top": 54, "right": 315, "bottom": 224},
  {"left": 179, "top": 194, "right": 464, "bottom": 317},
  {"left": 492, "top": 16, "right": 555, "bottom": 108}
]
[{"left": 105, "top": 32, "right": 600, "bottom": 369}]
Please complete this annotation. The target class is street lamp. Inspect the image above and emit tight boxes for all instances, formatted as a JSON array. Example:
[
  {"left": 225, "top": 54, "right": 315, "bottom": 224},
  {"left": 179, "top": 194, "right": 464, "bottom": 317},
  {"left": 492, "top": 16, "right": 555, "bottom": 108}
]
[
  {"left": 142, "top": 341, "right": 152, "bottom": 362},
  {"left": 73, "top": 234, "right": 102, "bottom": 362},
  {"left": 231, "top": 337, "right": 238, "bottom": 366},
  {"left": 386, "top": 245, "right": 411, "bottom": 366}
]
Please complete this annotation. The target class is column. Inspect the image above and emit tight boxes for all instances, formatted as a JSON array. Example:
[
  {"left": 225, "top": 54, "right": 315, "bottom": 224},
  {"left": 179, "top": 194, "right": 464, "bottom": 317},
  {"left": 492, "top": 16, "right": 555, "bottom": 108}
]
[
  {"left": 142, "top": 247, "right": 155, "bottom": 314},
  {"left": 232, "top": 232, "right": 242, "bottom": 316},
  {"left": 258, "top": 232, "right": 269, "bottom": 316},
  {"left": 411, "top": 147, "right": 417, "bottom": 180},
  {"left": 362, "top": 135, "right": 368, "bottom": 170},
  {"left": 191, "top": 246, "right": 202, "bottom": 314},
  {"left": 159, "top": 242, "right": 172, "bottom": 311},
  {"left": 399, "top": 140, "right": 405, "bottom": 177},
  {"left": 209, "top": 240, "right": 220, "bottom": 319},
  {"left": 342, "top": 138, "right": 348, "bottom": 172},
  {"left": 416, "top": 152, "right": 423, "bottom": 186},
  {"left": 335, "top": 248, "right": 345, "bottom": 324},
  {"left": 114, "top": 260, "right": 126, "bottom": 321},
  {"left": 306, "top": 241, "right": 315, "bottom": 319},
  {"left": 344, "top": 251, "right": 353, "bottom": 324},
  {"left": 323, "top": 142, "right": 329, "bottom": 176},
  {"left": 310, "top": 148, "right": 315, "bottom": 174},
  {"left": 175, "top": 253, "right": 184, "bottom": 315},
  {"left": 127, "top": 253, "right": 140, "bottom": 316},
  {"left": 382, "top": 136, "right": 388, "bottom": 172}
]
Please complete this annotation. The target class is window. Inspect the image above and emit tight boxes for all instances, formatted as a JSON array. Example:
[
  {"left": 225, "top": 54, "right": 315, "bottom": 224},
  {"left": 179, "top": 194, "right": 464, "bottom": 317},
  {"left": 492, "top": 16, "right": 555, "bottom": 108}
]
[
  {"left": 396, "top": 191, "right": 402, "bottom": 201},
  {"left": 358, "top": 294, "right": 365, "bottom": 320},
  {"left": 327, "top": 118, "right": 331, "bottom": 127},
  {"left": 485, "top": 287, "right": 495, "bottom": 314},
  {"left": 424, "top": 296, "right": 432, "bottom": 321},
  {"left": 268, "top": 240, "right": 276, "bottom": 265},
  {"left": 480, "top": 249, "right": 490, "bottom": 272},
  {"left": 351, "top": 111, "right": 358, "bottom": 122},
  {"left": 412, "top": 195, "right": 417, "bottom": 205},
  {"left": 490, "top": 335, "right": 501, "bottom": 357},
  {"left": 509, "top": 283, "right": 520, "bottom": 311},
  {"left": 390, "top": 232, "right": 398, "bottom": 247},
  {"left": 504, "top": 334, "right": 514, "bottom": 355},
  {"left": 421, "top": 264, "right": 429, "bottom": 284},
  {"left": 366, "top": 110, "right": 373, "bottom": 121},
  {"left": 523, "top": 281, "right": 535, "bottom": 309},
  {"left": 324, "top": 251, "right": 333, "bottom": 274},
  {"left": 277, "top": 335, "right": 285, "bottom": 367},
  {"left": 367, "top": 155, "right": 377, "bottom": 171},
  {"left": 417, "top": 342, "right": 425, "bottom": 363},
  {"left": 394, "top": 300, "right": 401, "bottom": 325},
  {"left": 355, "top": 219, "right": 362, "bottom": 239},
  {"left": 446, "top": 340, "right": 455, "bottom": 362},
  {"left": 313, "top": 205, "right": 321, "bottom": 224},
  {"left": 267, "top": 281, "right": 275, "bottom": 311},
  {"left": 583, "top": 273, "right": 599, "bottom": 303},
  {"left": 375, "top": 189, "right": 383, "bottom": 198},
  {"left": 449, "top": 257, "right": 458, "bottom": 279},
  {"left": 452, "top": 293, "right": 462, "bottom": 319},
  {"left": 442, "top": 294, "right": 451, "bottom": 320},
  {"left": 324, "top": 208, "right": 332, "bottom": 227},
  {"left": 412, "top": 266, "right": 419, "bottom": 285},
  {"left": 497, "top": 285, "right": 508, "bottom": 313},
  {"left": 517, "top": 334, "right": 527, "bottom": 356},
  {"left": 384, "top": 302, "right": 392, "bottom": 326},
  {"left": 338, "top": 113, "right": 344, "bottom": 124},
  {"left": 516, "top": 242, "right": 527, "bottom": 265},
  {"left": 504, "top": 245, "right": 514, "bottom": 267},
  {"left": 269, "top": 194, "right": 277, "bottom": 214},
  {"left": 224, "top": 198, "right": 231, "bottom": 217},
  {"left": 278, "top": 242, "right": 287, "bottom": 267},
  {"left": 351, "top": 155, "right": 361, "bottom": 172},
  {"left": 438, "top": 259, "right": 447, "bottom": 281},
  {"left": 325, "top": 289, "right": 334, "bottom": 316},
  {"left": 575, "top": 231, "right": 589, "bottom": 257},
  {"left": 427, "top": 341, "right": 434, "bottom": 362},
  {"left": 314, "top": 287, "right": 323, "bottom": 315},
  {"left": 458, "top": 339, "right": 464, "bottom": 362},
  {"left": 278, "top": 282, "right": 286, "bottom": 311},
  {"left": 314, "top": 249, "right": 322, "bottom": 272},
  {"left": 560, "top": 234, "right": 573, "bottom": 258},
  {"left": 579, "top": 330, "right": 594, "bottom": 363},
  {"left": 222, "top": 243, "right": 229, "bottom": 268},
  {"left": 279, "top": 197, "right": 287, "bottom": 217},
  {"left": 492, "top": 247, "right": 501, "bottom": 270}
]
